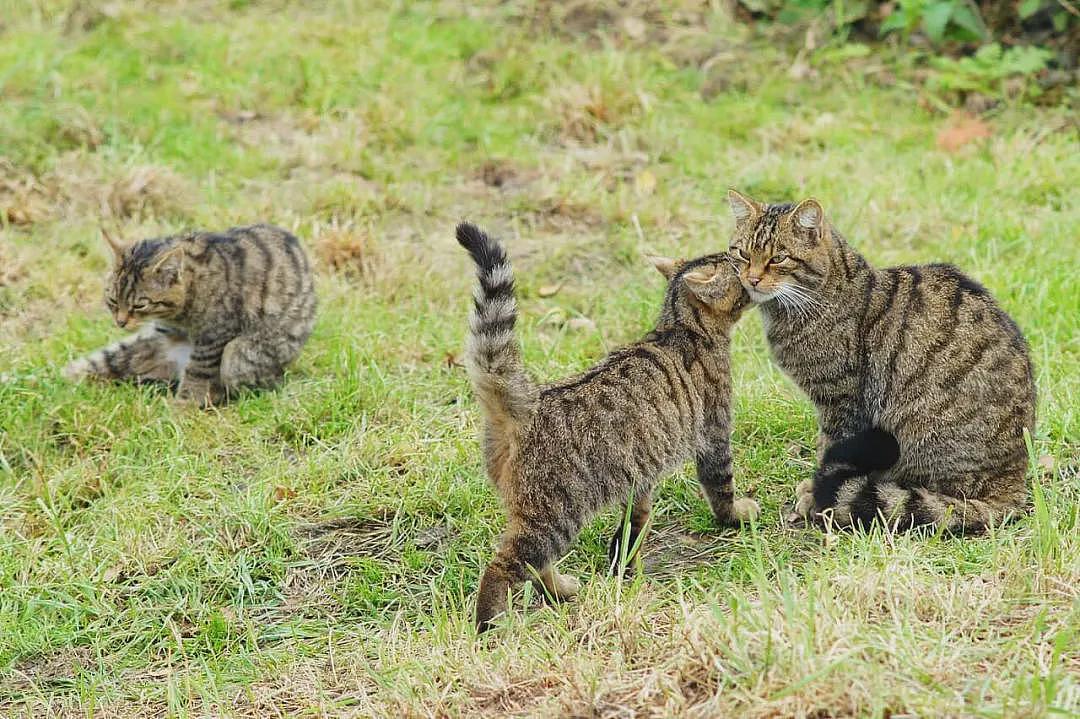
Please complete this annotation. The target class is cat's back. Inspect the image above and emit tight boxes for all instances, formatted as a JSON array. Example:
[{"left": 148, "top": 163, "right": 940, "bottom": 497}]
[
  {"left": 186, "top": 224, "right": 310, "bottom": 276},
  {"left": 870, "top": 261, "right": 1034, "bottom": 421},
  {"left": 183, "top": 224, "right": 316, "bottom": 322},
  {"left": 879, "top": 261, "right": 1029, "bottom": 352},
  {"left": 523, "top": 342, "right": 700, "bottom": 465}
]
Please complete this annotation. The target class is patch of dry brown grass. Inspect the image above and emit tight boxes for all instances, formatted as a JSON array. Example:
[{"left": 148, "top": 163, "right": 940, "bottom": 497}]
[{"left": 311, "top": 220, "right": 377, "bottom": 279}]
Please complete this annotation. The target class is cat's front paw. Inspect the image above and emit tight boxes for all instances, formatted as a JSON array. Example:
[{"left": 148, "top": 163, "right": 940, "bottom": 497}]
[
  {"left": 537, "top": 570, "right": 580, "bottom": 601},
  {"left": 176, "top": 380, "right": 222, "bottom": 408},
  {"left": 786, "top": 479, "right": 817, "bottom": 526},
  {"left": 732, "top": 497, "right": 760, "bottom": 522}
]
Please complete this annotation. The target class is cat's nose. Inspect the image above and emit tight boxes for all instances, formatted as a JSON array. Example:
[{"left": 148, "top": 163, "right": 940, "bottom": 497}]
[
  {"left": 115, "top": 312, "right": 130, "bottom": 328},
  {"left": 748, "top": 276, "right": 762, "bottom": 287}
]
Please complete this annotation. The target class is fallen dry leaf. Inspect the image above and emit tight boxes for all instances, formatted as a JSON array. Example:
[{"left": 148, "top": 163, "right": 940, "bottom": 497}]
[
  {"left": 936, "top": 113, "right": 992, "bottom": 153},
  {"left": 273, "top": 486, "right": 298, "bottom": 503},
  {"left": 538, "top": 282, "right": 563, "bottom": 298}
]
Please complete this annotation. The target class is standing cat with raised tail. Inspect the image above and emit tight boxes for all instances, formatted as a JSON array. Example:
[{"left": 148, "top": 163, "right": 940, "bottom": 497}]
[
  {"left": 65, "top": 224, "right": 316, "bottom": 407},
  {"left": 724, "top": 189, "right": 1036, "bottom": 534},
  {"left": 456, "top": 222, "right": 758, "bottom": 633}
]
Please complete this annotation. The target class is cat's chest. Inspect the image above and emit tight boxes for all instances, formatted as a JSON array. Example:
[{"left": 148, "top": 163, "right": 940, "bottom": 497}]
[{"left": 763, "top": 309, "right": 854, "bottom": 368}]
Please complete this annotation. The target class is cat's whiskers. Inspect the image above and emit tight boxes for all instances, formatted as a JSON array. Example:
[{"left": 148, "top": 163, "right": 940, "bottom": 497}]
[{"left": 775, "top": 283, "right": 824, "bottom": 323}]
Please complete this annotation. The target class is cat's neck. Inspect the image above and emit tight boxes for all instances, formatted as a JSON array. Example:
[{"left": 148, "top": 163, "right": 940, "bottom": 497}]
[{"left": 644, "top": 322, "right": 732, "bottom": 400}]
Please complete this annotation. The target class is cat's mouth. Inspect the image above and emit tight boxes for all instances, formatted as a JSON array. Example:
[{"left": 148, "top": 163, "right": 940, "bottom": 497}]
[{"left": 745, "top": 287, "right": 777, "bottom": 303}]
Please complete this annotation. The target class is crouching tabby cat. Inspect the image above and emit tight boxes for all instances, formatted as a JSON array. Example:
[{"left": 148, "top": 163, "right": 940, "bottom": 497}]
[
  {"left": 725, "top": 189, "right": 1036, "bottom": 533},
  {"left": 65, "top": 224, "right": 316, "bottom": 406},
  {"left": 457, "top": 223, "right": 758, "bottom": 633}
]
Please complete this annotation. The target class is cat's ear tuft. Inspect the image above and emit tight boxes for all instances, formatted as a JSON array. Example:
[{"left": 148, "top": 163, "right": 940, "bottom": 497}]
[
  {"left": 792, "top": 198, "right": 824, "bottom": 232},
  {"left": 728, "top": 188, "right": 762, "bottom": 225},
  {"left": 101, "top": 226, "right": 126, "bottom": 262},
  {"left": 648, "top": 255, "right": 681, "bottom": 280}
]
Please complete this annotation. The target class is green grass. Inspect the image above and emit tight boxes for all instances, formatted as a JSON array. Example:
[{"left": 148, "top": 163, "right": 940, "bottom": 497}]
[{"left": 1, "top": 1, "right": 1077, "bottom": 716}]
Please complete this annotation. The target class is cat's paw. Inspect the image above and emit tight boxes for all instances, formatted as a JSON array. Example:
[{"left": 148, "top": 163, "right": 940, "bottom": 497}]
[
  {"left": 786, "top": 479, "right": 817, "bottom": 526},
  {"left": 549, "top": 573, "right": 580, "bottom": 600},
  {"left": 176, "top": 381, "right": 222, "bottom": 409},
  {"left": 62, "top": 359, "right": 91, "bottom": 381},
  {"left": 535, "top": 569, "right": 580, "bottom": 601},
  {"left": 732, "top": 497, "right": 760, "bottom": 522}
]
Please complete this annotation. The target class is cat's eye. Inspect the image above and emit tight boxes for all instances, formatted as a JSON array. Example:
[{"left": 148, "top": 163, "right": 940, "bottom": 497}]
[
  {"left": 105, "top": 297, "right": 117, "bottom": 309},
  {"left": 131, "top": 298, "right": 150, "bottom": 311},
  {"left": 769, "top": 254, "right": 789, "bottom": 265},
  {"left": 730, "top": 247, "right": 750, "bottom": 262}
]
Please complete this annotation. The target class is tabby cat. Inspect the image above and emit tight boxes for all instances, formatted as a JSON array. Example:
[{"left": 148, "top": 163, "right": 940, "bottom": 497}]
[
  {"left": 725, "top": 189, "right": 1036, "bottom": 533},
  {"left": 457, "top": 222, "right": 758, "bottom": 633},
  {"left": 65, "top": 224, "right": 316, "bottom": 406}
]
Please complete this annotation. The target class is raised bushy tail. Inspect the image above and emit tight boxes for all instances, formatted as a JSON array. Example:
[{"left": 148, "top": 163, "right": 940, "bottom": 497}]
[
  {"left": 816, "top": 428, "right": 1026, "bottom": 533},
  {"left": 456, "top": 223, "right": 536, "bottom": 455}
]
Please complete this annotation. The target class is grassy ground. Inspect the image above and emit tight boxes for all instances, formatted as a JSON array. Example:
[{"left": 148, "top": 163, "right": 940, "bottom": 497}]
[{"left": 1, "top": 2, "right": 1077, "bottom": 717}]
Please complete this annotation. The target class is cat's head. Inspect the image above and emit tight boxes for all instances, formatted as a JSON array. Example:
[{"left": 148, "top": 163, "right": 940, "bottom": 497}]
[
  {"left": 101, "top": 229, "right": 188, "bottom": 328},
  {"left": 650, "top": 252, "right": 750, "bottom": 323},
  {"left": 725, "top": 188, "right": 832, "bottom": 305}
]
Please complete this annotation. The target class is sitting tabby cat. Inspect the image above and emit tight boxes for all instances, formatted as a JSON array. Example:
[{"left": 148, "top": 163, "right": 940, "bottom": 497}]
[
  {"left": 457, "top": 223, "right": 758, "bottom": 633},
  {"left": 65, "top": 224, "right": 316, "bottom": 406},
  {"left": 725, "top": 189, "right": 1036, "bottom": 533}
]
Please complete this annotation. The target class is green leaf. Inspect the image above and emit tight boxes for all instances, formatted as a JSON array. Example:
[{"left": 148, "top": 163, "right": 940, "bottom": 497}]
[
  {"left": 1018, "top": 0, "right": 1043, "bottom": 20},
  {"left": 879, "top": 11, "right": 910, "bottom": 35},
  {"left": 921, "top": 2, "right": 954, "bottom": 43},
  {"left": 950, "top": 4, "right": 987, "bottom": 39}
]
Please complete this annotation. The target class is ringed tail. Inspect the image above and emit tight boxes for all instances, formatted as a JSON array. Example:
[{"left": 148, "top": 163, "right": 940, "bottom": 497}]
[
  {"left": 813, "top": 428, "right": 901, "bottom": 510},
  {"left": 456, "top": 223, "right": 536, "bottom": 439},
  {"left": 817, "top": 428, "right": 1025, "bottom": 533}
]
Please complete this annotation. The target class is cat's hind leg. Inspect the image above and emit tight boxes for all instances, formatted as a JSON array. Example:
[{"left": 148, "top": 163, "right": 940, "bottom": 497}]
[
  {"left": 64, "top": 324, "right": 190, "bottom": 385},
  {"left": 476, "top": 518, "right": 578, "bottom": 633},
  {"left": 219, "top": 330, "right": 289, "bottom": 398}
]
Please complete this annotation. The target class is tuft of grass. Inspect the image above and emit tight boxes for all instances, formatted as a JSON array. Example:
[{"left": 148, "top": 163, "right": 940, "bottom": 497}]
[{"left": 1, "top": 1, "right": 1077, "bottom": 717}]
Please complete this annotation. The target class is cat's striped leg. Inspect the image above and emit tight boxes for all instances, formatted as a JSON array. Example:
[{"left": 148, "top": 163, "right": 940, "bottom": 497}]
[
  {"left": 696, "top": 441, "right": 759, "bottom": 527},
  {"left": 64, "top": 324, "right": 190, "bottom": 385},
  {"left": 476, "top": 517, "right": 579, "bottom": 633},
  {"left": 176, "top": 329, "right": 231, "bottom": 407}
]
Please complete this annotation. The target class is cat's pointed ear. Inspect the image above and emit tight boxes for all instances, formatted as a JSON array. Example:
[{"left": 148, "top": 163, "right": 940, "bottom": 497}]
[
  {"left": 150, "top": 245, "right": 185, "bottom": 284},
  {"left": 101, "top": 226, "right": 126, "bottom": 262},
  {"left": 792, "top": 198, "right": 824, "bottom": 233},
  {"left": 648, "top": 255, "right": 682, "bottom": 280},
  {"left": 682, "top": 265, "right": 721, "bottom": 302},
  {"left": 727, "top": 188, "right": 763, "bottom": 225}
]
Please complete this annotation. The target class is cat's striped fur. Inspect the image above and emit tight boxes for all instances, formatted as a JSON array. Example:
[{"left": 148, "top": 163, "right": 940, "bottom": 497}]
[
  {"left": 726, "top": 190, "right": 1036, "bottom": 534},
  {"left": 65, "top": 224, "right": 316, "bottom": 406},
  {"left": 457, "top": 223, "right": 758, "bottom": 632}
]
